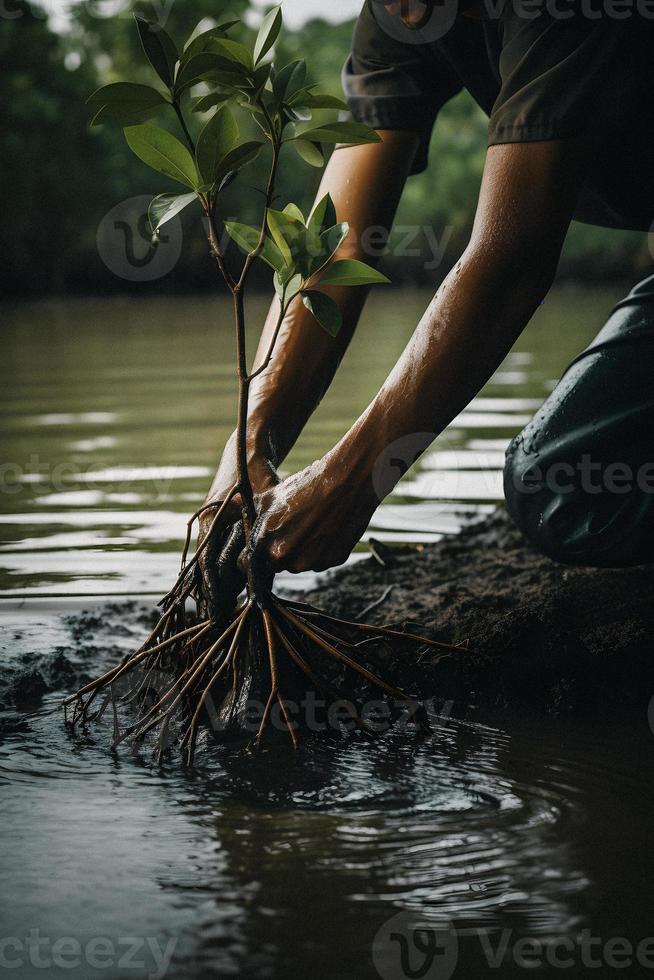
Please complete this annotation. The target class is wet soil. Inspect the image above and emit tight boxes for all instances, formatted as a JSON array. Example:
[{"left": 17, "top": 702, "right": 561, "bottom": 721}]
[{"left": 306, "top": 509, "right": 654, "bottom": 718}]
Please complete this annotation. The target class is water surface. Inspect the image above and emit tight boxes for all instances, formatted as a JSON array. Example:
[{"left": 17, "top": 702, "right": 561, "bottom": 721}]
[
  {"left": 4, "top": 288, "right": 653, "bottom": 980},
  {"left": 1, "top": 288, "right": 615, "bottom": 596}
]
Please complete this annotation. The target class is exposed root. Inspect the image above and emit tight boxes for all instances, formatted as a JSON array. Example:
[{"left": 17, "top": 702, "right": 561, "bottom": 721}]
[{"left": 64, "top": 508, "right": 467, "bottom": 760}]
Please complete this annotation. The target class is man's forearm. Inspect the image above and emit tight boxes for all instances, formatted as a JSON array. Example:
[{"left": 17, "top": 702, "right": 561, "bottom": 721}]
[
  {"left": 245, "top": 130, "right": 420, "bottom": 466},
  {"left": 332, "top": 245, "right": 556, "bottom": 497},
  {"left": 326, "top": 139, "right": 587, "bottom": 502}
]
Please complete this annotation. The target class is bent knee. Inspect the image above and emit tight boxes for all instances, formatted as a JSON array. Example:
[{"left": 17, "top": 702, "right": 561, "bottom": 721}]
[{"left": 504, "top": 437, "right": 654, "bottom": 568}]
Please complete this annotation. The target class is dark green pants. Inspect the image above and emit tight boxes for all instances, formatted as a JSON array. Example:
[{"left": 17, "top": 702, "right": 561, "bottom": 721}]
[{"left": 504, "top": 274, "right": 654, "bottom": 568}]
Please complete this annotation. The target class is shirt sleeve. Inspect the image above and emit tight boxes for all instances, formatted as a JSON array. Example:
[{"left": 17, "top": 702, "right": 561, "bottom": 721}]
[
  {"left": 488, "top": 4, "right": 623, "bottom": 146},
  {"left": 342, "top": 0, "right": 463, "bottom": 174}
]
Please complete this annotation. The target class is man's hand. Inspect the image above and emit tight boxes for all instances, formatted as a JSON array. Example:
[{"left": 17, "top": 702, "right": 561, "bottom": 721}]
[
  {"left": 197, "top": 430, "right": 279, "bottom": 612},
  {"left": 252, "top": 447, "right": 378, "bottom": 574}
]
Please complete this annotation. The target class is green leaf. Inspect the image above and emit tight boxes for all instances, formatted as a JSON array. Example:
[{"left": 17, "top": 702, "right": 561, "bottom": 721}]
[
  {"left": 273, "top": 60, "right": 307, "bottom": 102},
  {"left": 175, "top": 55, "right": 243, "bottom": 95},
  {"left": 124, "top": 124, "right": 199, "bottom": 189},
  {"left": 283, "top": 104, "right": 312, "bottom": 124},
  {"left": 302, "top": 290, "right": 343, "bottom": 337},
  {"left": 308, "top": 221, "right": 349, "bottom": 276},
  {"left": 266, "top": 208, "right": 306, "bottom": 267},
  {"left": 282, "top": 272, "right": 304, "bottom": 303},
  {"left": 224, "top": 221, "right": 286, "bottom": 271},
  {"left": 293, "top": 140, "right": 324, "bottom": 168},
  {"left": 87, "top": 83, "right": 168, "bottom": 126},
  {"left": 195, "top": 106, "right": 239, "bottom": 185},
  {"left": 315, "top": 259, "right": 391, "bottom": 287},
  {"left": 321, "top": 221, "right": 349, "bottom": 255},
  {"left": 191, "top": 92, "right": 232, "bottom": 113},
  {"left": 295, "top": 122, "right": 381, "bottom": 145},
  {"left": 283, "top": 203, "right": 305, "bottom": 225},
  {"left": 288, "top": 90, "right": 348, "bottom": 111},
  {"left": 253, "top": 63, "right": 272, "bottom": 95},
  {"left": 215, "top": 140, "right": 263, "bottom": 178},
  {"left": 174, "top": 54, "right": 220, "bottom": 94},
  {"left": 266, "top": 210, "right": 294, "bottom": 267},
  {"left": 254, "top": 5, "right": 282, "bottom": 64},
  {"left": 181, "top": 22, "right": 239, "bottom": 63},
  {"left": 134, "top": 15, "right": 178, "bottom": 90},
  {"left": 209, "top": 38, "right": 253, "bottom": 71},
  {"left": 308, "top": 193, "right": 337, "bottom": 239},
  {"left": 148, "top": 191, "right": 197, "bottom": 233}
]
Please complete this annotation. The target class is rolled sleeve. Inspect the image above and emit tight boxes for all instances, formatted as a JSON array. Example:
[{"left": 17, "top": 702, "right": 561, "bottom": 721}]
[
  {"left": 342, "top": 0, "right": 462, "bottom": 174},
  {"left": 488, "top": 5, "right": 623, "bottom": 147}
]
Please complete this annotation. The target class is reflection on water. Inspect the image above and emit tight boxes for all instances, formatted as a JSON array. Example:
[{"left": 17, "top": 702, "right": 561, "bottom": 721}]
[
  {"left": 1, "top": 603, "right": 653, "bottom": 980},
  {"left": 0, "top": 288, "right": 618, "bottom": 596}
]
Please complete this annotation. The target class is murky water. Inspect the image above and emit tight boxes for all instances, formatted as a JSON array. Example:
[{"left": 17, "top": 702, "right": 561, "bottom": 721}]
[{"left": 4, "top": 287, "right": 654, "bottom": 980}]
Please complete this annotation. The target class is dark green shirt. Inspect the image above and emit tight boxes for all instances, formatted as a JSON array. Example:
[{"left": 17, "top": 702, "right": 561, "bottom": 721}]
[{"left": 343, "top": 0, "right": 654, "bottom": 231}]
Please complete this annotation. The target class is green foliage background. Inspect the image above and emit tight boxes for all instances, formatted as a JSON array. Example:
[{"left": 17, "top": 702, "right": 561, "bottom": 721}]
[{"left": 2, "top": 0, "right": 650, "bottom": 295}]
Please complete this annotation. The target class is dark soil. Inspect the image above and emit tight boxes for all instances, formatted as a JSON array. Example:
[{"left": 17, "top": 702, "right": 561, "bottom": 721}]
[{"left": 306, "top": 509, "right": 654, "bottom": 718}]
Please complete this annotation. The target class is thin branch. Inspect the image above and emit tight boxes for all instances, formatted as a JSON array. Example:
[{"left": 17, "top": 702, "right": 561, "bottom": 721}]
[
  {"left": 173, "top": 100, "right": 195, "bottom": 154},
  {"left": 247, "top": 303, "right": 287, "bottom": 382},
  {"left": 160, "top": 486, "right": 241, "bottom": 606},
  {"left": 237, "top": 100, "right": 280, "bottom": 294},
  {"left": 180, "top": 485, "right": 240, "bottom": 572},
  {"left": 356, "top": 586, "right": 394, "bottom": 622},
  {"left": 207, "top": 204, "right": 237, "bottom": 293}
]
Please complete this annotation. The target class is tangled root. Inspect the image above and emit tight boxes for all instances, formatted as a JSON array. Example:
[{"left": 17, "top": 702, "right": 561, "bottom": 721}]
[{"left": 64, "top": 494, "right": 465, "bottom": 760}]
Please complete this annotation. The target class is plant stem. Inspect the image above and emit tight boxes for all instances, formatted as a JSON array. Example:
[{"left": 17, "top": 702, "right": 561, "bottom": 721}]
[
  {"left": 234, "top": 288, "right": 256, "bottom": 538},
  {"left": 195, "top": 94, "right": 283, "bottom": 603},
  {"left": 173, "top": 100, "right": 195, "bottom": 154}
]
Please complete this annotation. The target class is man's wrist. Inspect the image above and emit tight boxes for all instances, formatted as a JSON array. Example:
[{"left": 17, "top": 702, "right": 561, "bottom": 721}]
[{"left": 246, "top": 418, "right": 284, "bottom": 470}]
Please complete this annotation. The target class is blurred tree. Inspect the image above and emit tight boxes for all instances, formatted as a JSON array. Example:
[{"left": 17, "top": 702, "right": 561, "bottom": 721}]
[
  {"left": 1, "top": 1, "right": 647, "bottom": 295},
  {"left": 1, "top": 2, "right": 117, "bottom": 292}
]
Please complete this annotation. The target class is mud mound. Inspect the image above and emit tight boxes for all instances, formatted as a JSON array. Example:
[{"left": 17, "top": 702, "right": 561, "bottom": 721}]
[{"left": 307, "top": 509, "right": 654, "bottom": 716}]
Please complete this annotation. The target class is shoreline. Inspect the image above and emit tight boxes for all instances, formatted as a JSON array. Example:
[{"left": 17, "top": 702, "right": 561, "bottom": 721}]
[{"left": 5, "top": 509, "right": 654, "bottom": 721}]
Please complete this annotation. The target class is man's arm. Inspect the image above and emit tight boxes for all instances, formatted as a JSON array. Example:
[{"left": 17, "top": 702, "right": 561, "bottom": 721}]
[
  {"left": 256, "top": 138, "right": 590, "bottom": 572},
  {"left": 245, "top": 129, "right": 421, "bottom": 469},
  {"left": 199, "top": 130, "right": 418, "bottom": 603},
  {"left": 203, "top": 130, "right": 419, "bottom": 511}
]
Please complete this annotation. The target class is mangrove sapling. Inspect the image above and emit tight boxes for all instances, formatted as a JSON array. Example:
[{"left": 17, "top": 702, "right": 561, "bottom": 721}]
[{"left": 65, "top": 8, "right": 463, "bottom": 757}]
